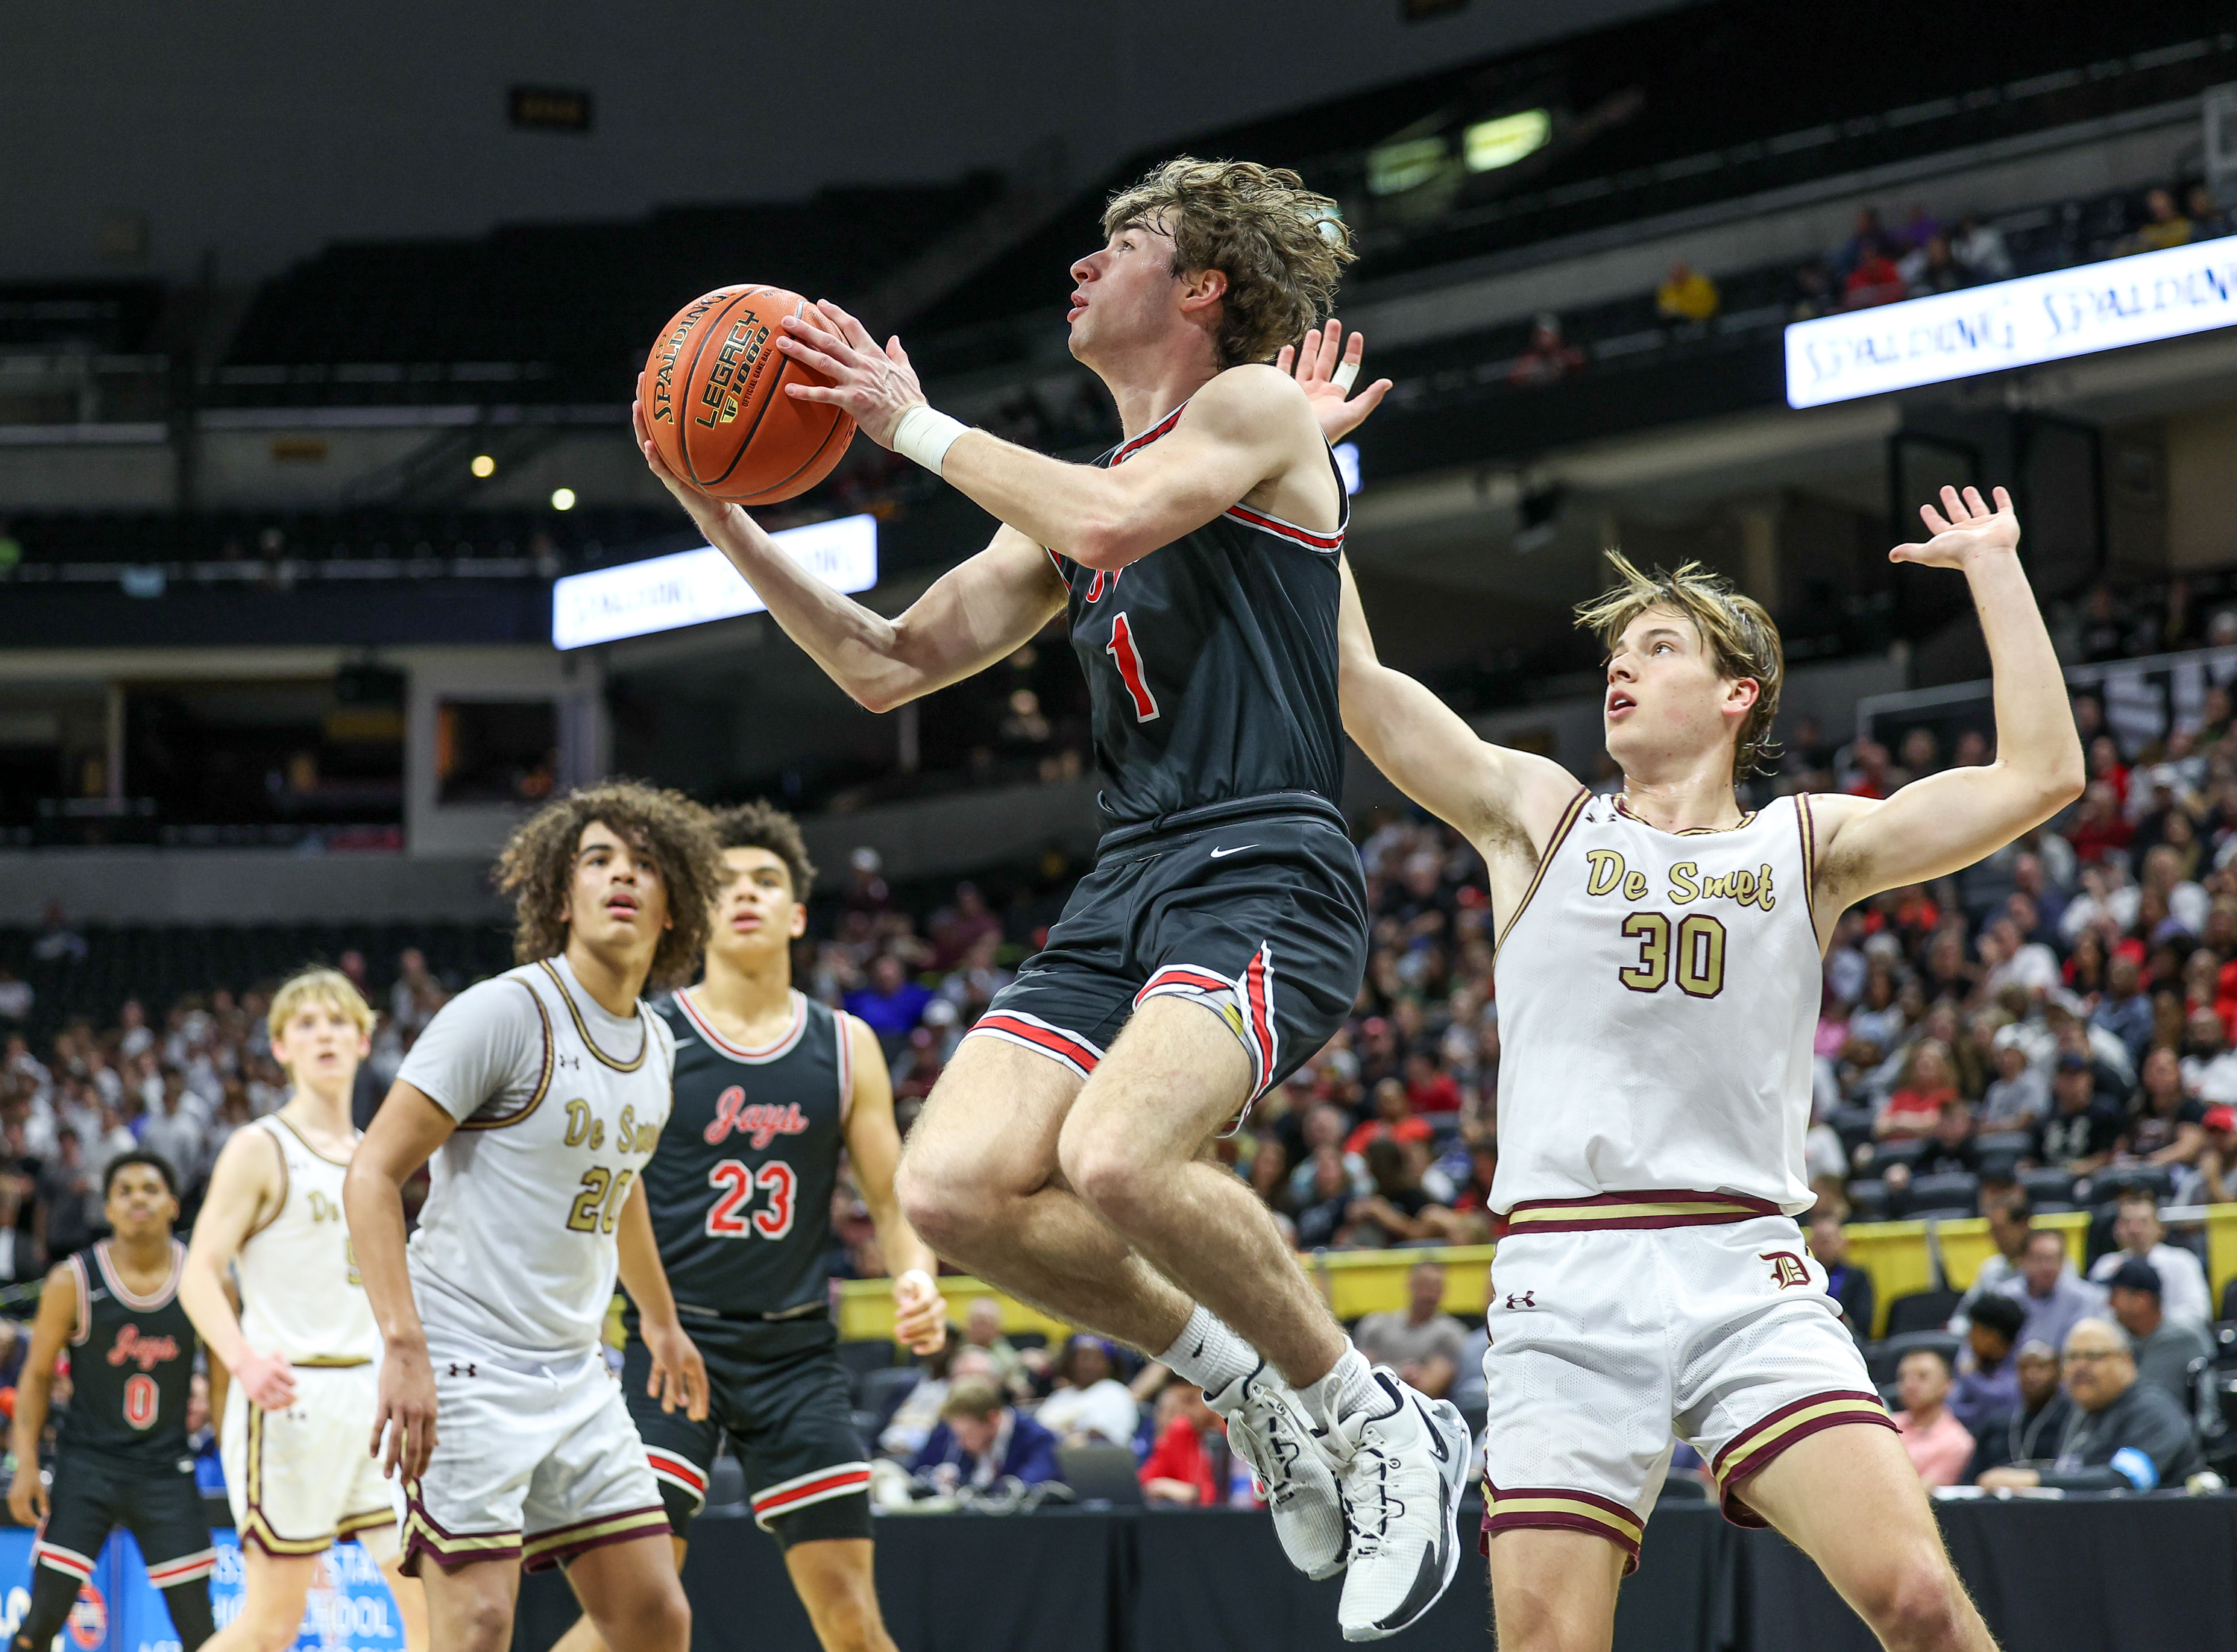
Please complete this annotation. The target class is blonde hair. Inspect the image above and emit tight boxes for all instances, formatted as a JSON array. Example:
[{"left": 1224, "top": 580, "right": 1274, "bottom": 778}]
[
  {"left": 265, "top": 966, "right": 374, "bottom": 1053},
  {"left": 1101, "top": 156, "right": 1353, "bottom": 368},
  {"left": 1574, "top": 550, "right": 1784, "bottom": 782}
]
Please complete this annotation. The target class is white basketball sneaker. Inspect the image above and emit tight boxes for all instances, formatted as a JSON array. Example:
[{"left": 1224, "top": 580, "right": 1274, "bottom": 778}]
[
  {"left": 1329, "top": 1368, "right": 1472, "bottom": 1642},
  {"left": 1206, "top": 1362, "right": 1347, "bottom": 1580}
]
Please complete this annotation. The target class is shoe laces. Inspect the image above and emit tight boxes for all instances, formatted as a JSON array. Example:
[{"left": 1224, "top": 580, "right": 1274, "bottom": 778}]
[
  {"left": 1338, "top": 1430, "right": 1406, "bottom": 1560},
  {"left": 1239, "top": 1386, "right": 1303, "bottom": 1500}
]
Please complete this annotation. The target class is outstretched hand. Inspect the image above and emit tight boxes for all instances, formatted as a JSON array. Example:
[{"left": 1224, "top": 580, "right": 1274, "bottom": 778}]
[
  {"left": 1891, "top": 485, "right": 2019, "bottom": 570},
  {"left": 631, "top": 398, "right": 743, "bottom": 538},
  {"left": 1277, "top": 320, "right": 1393, "bottom": 444},
  {"left": 775, "top": 300, "right": 926, "bottom": 448}
]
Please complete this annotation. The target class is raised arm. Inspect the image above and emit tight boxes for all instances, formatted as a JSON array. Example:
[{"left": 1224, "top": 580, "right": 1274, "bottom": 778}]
[
  {"left": 1338, "top": 556, "right": 1580, "bottom": 856},
  {"left": 1813, "top": 487, "right": 2086, "bottom": 927},
  {"left": 635, "top": 404, "right": 1067, "bottom": 714},
  {"left": 840, "top": 1015, "right": 947, "bottom": 1355},
  {"left": 7, "top": 1264, "right": 78, "bottom": 1525},
  {"left": 180, "top": 1127, "right": 295, "bottom": 1412},
  {"left": 342, "top": 1082, "right": 456, "bottom": 1481}
]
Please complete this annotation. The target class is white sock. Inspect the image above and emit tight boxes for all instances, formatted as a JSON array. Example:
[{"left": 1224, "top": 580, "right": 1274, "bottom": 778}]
[
  {"left": 1295, "top": 1343, "right": 1375, "bottom": 1434},
  {"left": 1160, "top": 1305, "right": 1259, "bottom": 1395}
]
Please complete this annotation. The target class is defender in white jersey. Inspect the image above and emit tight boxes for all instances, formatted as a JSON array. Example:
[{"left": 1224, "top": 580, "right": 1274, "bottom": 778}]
[
  {"left": 345, "top": 784, "right": 729, "bottom": 1652},
  {"left": 181, "top": 968, "right": 428, "bottom": 1652},
  {"left": 1338, "top": 477, "right": 2080, "bottom": 1652}
]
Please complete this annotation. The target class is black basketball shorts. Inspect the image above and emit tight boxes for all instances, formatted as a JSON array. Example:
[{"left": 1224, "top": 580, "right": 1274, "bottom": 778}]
[
  {"left": 36, "top": 1447, "right": 214, "bottom": 1589},
  {"left": 622, "top": 1319, "right": 871, "bottom": 1548},
  {"left": 966, "top": 792, "right": 1369, "bottom": 1117}
]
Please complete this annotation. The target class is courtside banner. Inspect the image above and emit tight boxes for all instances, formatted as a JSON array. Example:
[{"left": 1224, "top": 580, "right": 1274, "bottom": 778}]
[
  {"left": 551, "top": 513, "right": 878, "bottom": 650},
  {"left": 1784, "top": 234, "right": 2237, "bottom": 409}
]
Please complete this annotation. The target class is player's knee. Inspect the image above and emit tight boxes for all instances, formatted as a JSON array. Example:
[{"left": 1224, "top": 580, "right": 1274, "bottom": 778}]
[
  {"left": 641, "top": 1580, "right": 691, "bottom": 1652},
  {"left": 450, "top": 1592, "right": 517, "bottom": 1652},
  {"left": 1058, "top": 1124, "right": 1154, "bottom": 1226},
  {"left": 1852, "top": 1551, "right": 1963, "bottom": 1650},
  {"left": 895, "top": 1158, "right": 992, "bottom": 1257}
]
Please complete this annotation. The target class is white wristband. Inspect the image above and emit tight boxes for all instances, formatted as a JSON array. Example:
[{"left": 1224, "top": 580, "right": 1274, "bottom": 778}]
[{"left": 892, "top": 406, "right": 969, "bottom": 477}]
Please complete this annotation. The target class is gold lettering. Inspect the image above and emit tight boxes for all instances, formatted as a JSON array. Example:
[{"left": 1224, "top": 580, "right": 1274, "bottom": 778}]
[
  {"left": 1702, "top": 874, "right": 1731, "bottom": 900},
  {"left": 1668, "top": 862, "right": 1699, "bottom": 905},
  {"left": 1622, "top": 870, "right": 1649, "bottom": 901},
  {"left": 1585, "top": 849, "right": 1626, "bottom": 897},
  {"left": 1755, "top": 863, "right": 1776, "bottom": 911},
  {"left": 563, "top": 1099, "right": 591, "bottom": 1147},
  {"left": 1730, "top": 868, "right": 1756, "bottom": 904}
]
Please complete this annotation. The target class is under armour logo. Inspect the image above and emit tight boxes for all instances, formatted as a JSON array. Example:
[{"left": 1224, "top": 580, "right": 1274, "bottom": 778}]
[
  {"left": 558, "top": 1054, "right": 582, "bottom": 1070},
  {"left": 1503, "top": 1291, "right": 1537, "bottom": 1310},
  {"left": 446, "top": 1362, "right": 477, "bottom": 1378},
  {"left": 1761, "top": 1251, "right": 1810, "bottom": 1290}
]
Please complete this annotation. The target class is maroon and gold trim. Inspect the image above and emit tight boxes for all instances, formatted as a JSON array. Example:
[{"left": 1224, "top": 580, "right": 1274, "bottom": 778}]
[
  {"left": 400, "top": 1483, "right": 521, "bottom": 1576},
  {"left": 242, "top": 1402, "right": 338, "bottom": 1557},
  {"left": 242, "top": 1120, "right": 290, "bottom": 1240},
  {"left": 1612, "top": 795, "right": 1760, "bottom": 836},
  {"left": 1794, "top": 792, "right": 1824, "bottom": 948},
  {"left": 458, "top": 979, "right": 553, "bottom": 1131},
  {"left": 539, "top": 958, "right": 649, "bottom": 1073},
  {"left": 1494, "top": 786, "right": 1591, "bottom": 959},
  {"left": 338, "top": 1507, "right": 397, "bottom": 1537},
  {"left": 1479, "top": 1481, "right": 1645, "bottom": 1575},
  {"left": 520, "top": 1504, "right": 672, "bottom": 1573},
  {"left": 1503, "top": 1188, "right": 1781, "bottom": 1235},
  {"left": 1711, "top": 1389, "right": 1896, "bottom": 1526}
]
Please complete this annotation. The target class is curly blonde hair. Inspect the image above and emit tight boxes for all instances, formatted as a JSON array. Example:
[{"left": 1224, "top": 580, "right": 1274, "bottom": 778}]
[
  {"left": 1574, "top": 551, "right": 1784, "bottom": 784},
  {"left": 494, "top": 781, "right": 727, "bottom": 991},
  {"left": 1101, "top": 156, "right": 1354, "bottom": 368}
]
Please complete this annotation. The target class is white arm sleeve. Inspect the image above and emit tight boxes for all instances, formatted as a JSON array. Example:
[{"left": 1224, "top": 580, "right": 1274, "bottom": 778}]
[{"left": 396, "top": 977, "right": 547, "bottom": 1125}]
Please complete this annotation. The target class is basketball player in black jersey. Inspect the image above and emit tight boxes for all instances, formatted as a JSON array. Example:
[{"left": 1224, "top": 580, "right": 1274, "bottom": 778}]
[
  {"left": 7, "top": 1153, "right": 215, "bottom": 1652},
  {"left": 550, "top": 803, "right": 946, "bottom": 1652},
  {"left": 634, "top": 157, "right": 1470, "bottom": 1639}
]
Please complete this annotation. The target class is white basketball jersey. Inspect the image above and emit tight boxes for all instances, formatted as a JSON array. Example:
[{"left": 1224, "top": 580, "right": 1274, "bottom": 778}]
[
  {"left": 236, "top": 1115, "right": 380, "bottom": 1365},
  {"left": 1490, "top": 792, "right": 1823, "bottom": 1216},
  {"left": 403, "top": 957, "right": 675, "bottom": 1358}
]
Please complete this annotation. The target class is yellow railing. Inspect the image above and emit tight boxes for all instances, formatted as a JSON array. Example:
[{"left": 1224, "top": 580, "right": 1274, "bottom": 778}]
[{"left": 834, "top": 1208, "right": 2237, "bottom": 1347}]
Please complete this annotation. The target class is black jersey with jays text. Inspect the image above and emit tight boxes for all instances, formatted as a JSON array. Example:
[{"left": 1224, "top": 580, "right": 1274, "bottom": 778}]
[
  {"left": 57, "top": 1240, "right": 195, "bottom": 1467},
  {"left": 1051, "top": 400, "right": 1350, "bottom": 830},
  {"left": 640, "top": 989, "right": 852, "bottom": 1324}
]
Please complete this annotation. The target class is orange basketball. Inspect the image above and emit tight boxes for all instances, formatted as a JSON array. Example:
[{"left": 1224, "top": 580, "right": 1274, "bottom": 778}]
[{"left": 638, "top": 286, "right": 855, "bottom": 505}]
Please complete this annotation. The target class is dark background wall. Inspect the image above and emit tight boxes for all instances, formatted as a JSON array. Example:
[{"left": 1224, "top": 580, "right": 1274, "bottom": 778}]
[{"left": 0, "top": 0, "right": 1684, "bottom": 285}]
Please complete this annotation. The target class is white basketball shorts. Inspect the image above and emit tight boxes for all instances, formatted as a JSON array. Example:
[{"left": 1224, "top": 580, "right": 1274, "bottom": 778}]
[
  {"left": 400, "top": 1331, "right": 666, "bottom": 1575},
  {"left": 222, "top": 1362, "right": 400, "bottom": 1561},
  {"left": 1479, "top": 1191, "right": 1894, "bottom": 1573}
]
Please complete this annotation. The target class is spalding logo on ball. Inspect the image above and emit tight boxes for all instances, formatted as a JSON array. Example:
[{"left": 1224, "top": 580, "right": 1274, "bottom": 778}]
[{"left": 639, "top": 286, "right": 856, "bottom": 505}]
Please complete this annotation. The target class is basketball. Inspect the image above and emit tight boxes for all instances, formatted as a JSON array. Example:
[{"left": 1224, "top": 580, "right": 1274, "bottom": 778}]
[{"left": 638, "top": 285, "right": 855, "bottom": 505}]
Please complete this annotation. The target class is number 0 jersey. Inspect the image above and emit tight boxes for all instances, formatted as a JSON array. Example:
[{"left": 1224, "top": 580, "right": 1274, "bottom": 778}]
[
  {"left": 397, "top": 955, "right": 676, "bottom": 1358},
  {"left": 58, "top": 1240, "right": 195, "bottom": 1467},
  {"left": 1051, "top": 398, "right": 1349, "bottom": 830},
  {"left": 1489, "top": 792, "right": 1823, "bottom": 1217},
  {"left": 641, "top": 989, "right": 852, "bottom": 1324}
]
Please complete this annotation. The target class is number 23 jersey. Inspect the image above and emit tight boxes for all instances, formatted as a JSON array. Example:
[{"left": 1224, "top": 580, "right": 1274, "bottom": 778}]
[
  {"left": 1489, "top": 792, "right": 1823, "bottom": 1217},
  {"left": 640, "top": 988, "right": 852, "bottom": 1324},
  {"left": 398, "top": 955, "right": 676, "bottom": 1358}
]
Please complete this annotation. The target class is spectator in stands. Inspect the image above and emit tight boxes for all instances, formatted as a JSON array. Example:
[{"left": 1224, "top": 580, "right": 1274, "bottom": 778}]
[
  {"left": 1344, "top": 1137, "right": 1450, "bottom": 1246},
  {"left": 1899, "top": 235, "right": 1966, "bottom": 297},
  {"left": 137, "top": 1078, "right": 204, "bottom": 1197},
  {"left": 34, "top": 1129, "right": 95, "bottom": 1262},
  {"left": 1951, "top": 1194, "right": 2034, "bottom": 1331},
  {"left": 0, "top": 971, "right": 29, "bottom": 1026},
  {"left": 910, "top": 1376, "right": 1061, "bottom": 1492},
  {"left": 1968, "top": 1340, "right": 2070, "bottom": 1479},
  {"left": 1508, "top": 313, "right": 1585, "bottom": 387},
  {"left": 2032, "top": 1055, "right": 2124, "bottom": 1174},
  {"left": 1997, "top": 1229, "right": 2104, "bottom": 1358},
  {"left": 845, "top": 953, "right": 934, "bottom": 1058},
  {"left": 390, "top": 947, "right": 440, "bottom": 1038},
  {"left": 1875, "top": 1039, "right": 1957, "bottom": 1138},
  {"left": 2092, "top": 955, "right": 2154, "bottom": 1072},
  {"left": 1353, "top": 1261, "right": 1465, "bottom": 1399},
  {"left": 1654, "top": 260, "right": 1719, "bottom": 324},
  {"left": 1979, "top": 1320, "right": 2203, "bottom": 1492},
  {"left": 30, "top": 903, "right": 84, "bottom": 963},
  {"left": 2121, "top": 188, "right": 2192, "bottom": 256},
  {"left": 1951, "top": 214, "right": 2014, "bottom": 282},
  {"left": 1293, "top": 1147, "right": 1357, "bottom": 1249},
  {"left": 1139, "top": 1384, "right": 1226, "bottom": 1507},
  {"left": 2130, "top": 1049, "right": 2206, "bottom": 1165},
  {"left": 2184, "top": 185, "right": 2228, "bottom": 240},
  {"left": 879, "top": 1339, "right": 985, "bottom": 1460},
  {"left": 1807, "top": 1208, "right": 1875, "bottom": 1340},
  {"left": 1842, "top": 238, "right": 1906, "bottom": 308},
  {"left": 1893, "top": 1346, "right": 1975, "bottom": 1488},
  {"left": 1947, "top": 1292, "right": 2026, "bottom": 1433},
  {"left": 2085, "top": 1193, "right": 2211, "bottom": 1328},
  {"left": 2175, "top": 1105, "right": 2237, "bottom": 1205},
  {"left": 1033, "top": 1335, "right": 1139, "bottom": 1448},
  {"left": 959, "top": 1297, "right": 1028, "bottom": 1392},
  {"left": 1980, "top": 1036, "right": 2048, "bottom": 1129},
  {"left": 1788, "top": 258, "right": 1840, "bottom": 321},
  {"left": 1344, "top": 1079, "right": 1433, "bottom": 1156},
  {"left": 2104, "top": 1258, "right": 2212, "bottom": 1409}
]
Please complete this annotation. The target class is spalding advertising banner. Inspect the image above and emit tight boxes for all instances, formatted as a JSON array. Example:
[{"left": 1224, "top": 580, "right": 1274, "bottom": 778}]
[{"left": 0, "top": 1528, "right": 408, "bottom": 1652}]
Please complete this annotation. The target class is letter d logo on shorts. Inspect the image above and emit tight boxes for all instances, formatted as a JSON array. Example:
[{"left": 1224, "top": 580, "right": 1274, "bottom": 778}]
[{"left": 1760, "top": 1252, "right": 1810, "bottom": 1290}]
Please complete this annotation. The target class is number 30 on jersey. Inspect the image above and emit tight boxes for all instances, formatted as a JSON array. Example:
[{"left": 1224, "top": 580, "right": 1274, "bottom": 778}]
[{"left": 705, "top": 1159, "right": 796, "bottom": 1240}]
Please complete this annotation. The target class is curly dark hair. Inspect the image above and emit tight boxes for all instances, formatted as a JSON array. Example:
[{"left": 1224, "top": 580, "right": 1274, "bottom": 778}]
[
  {"left": 709, "top": 800, "right": 817, "bottom": 898},
  {"left": 494, "top": 781, "right": 727, "bottom": 991},
  {"left": 1101, "top": 156, "right": 1355, "bottom": 368}
]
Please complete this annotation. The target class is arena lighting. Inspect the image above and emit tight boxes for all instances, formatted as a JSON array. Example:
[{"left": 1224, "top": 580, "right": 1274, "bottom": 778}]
[
  {"left": 550, "top": 487, "right": 576, "bottom": 510},
  {"left": 1366, "top": 136, "right": 1446, "bottom": 197},
  {"left": 470, "top": 454, "right": 496, "bottom": 478},
  {"left": 1785, "top": 234, "right": 2237, "bottom": 408},
  {"left": 1463, "top": 109, "right": 1551, "bottom": 173},
  {"left": 551, "top": 513, "right": 878, "bottom": 650},
  {"left": 1334, "top": 441, "right": 1362, "bottom": 496}
]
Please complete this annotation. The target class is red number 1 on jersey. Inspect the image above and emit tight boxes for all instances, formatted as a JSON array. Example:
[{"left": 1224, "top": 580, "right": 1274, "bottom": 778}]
[{"left": 1105, "top": 612, "right": 1161, "bottom": 722}]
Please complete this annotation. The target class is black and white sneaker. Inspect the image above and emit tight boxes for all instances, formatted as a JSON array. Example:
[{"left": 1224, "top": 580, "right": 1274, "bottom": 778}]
[
  {"left": 1206, "top": 1362, "right": 1347, "bottom": 1579},
  {"left": 1330, "top": 1369, "right": 1472, "bottom": 1642}
]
